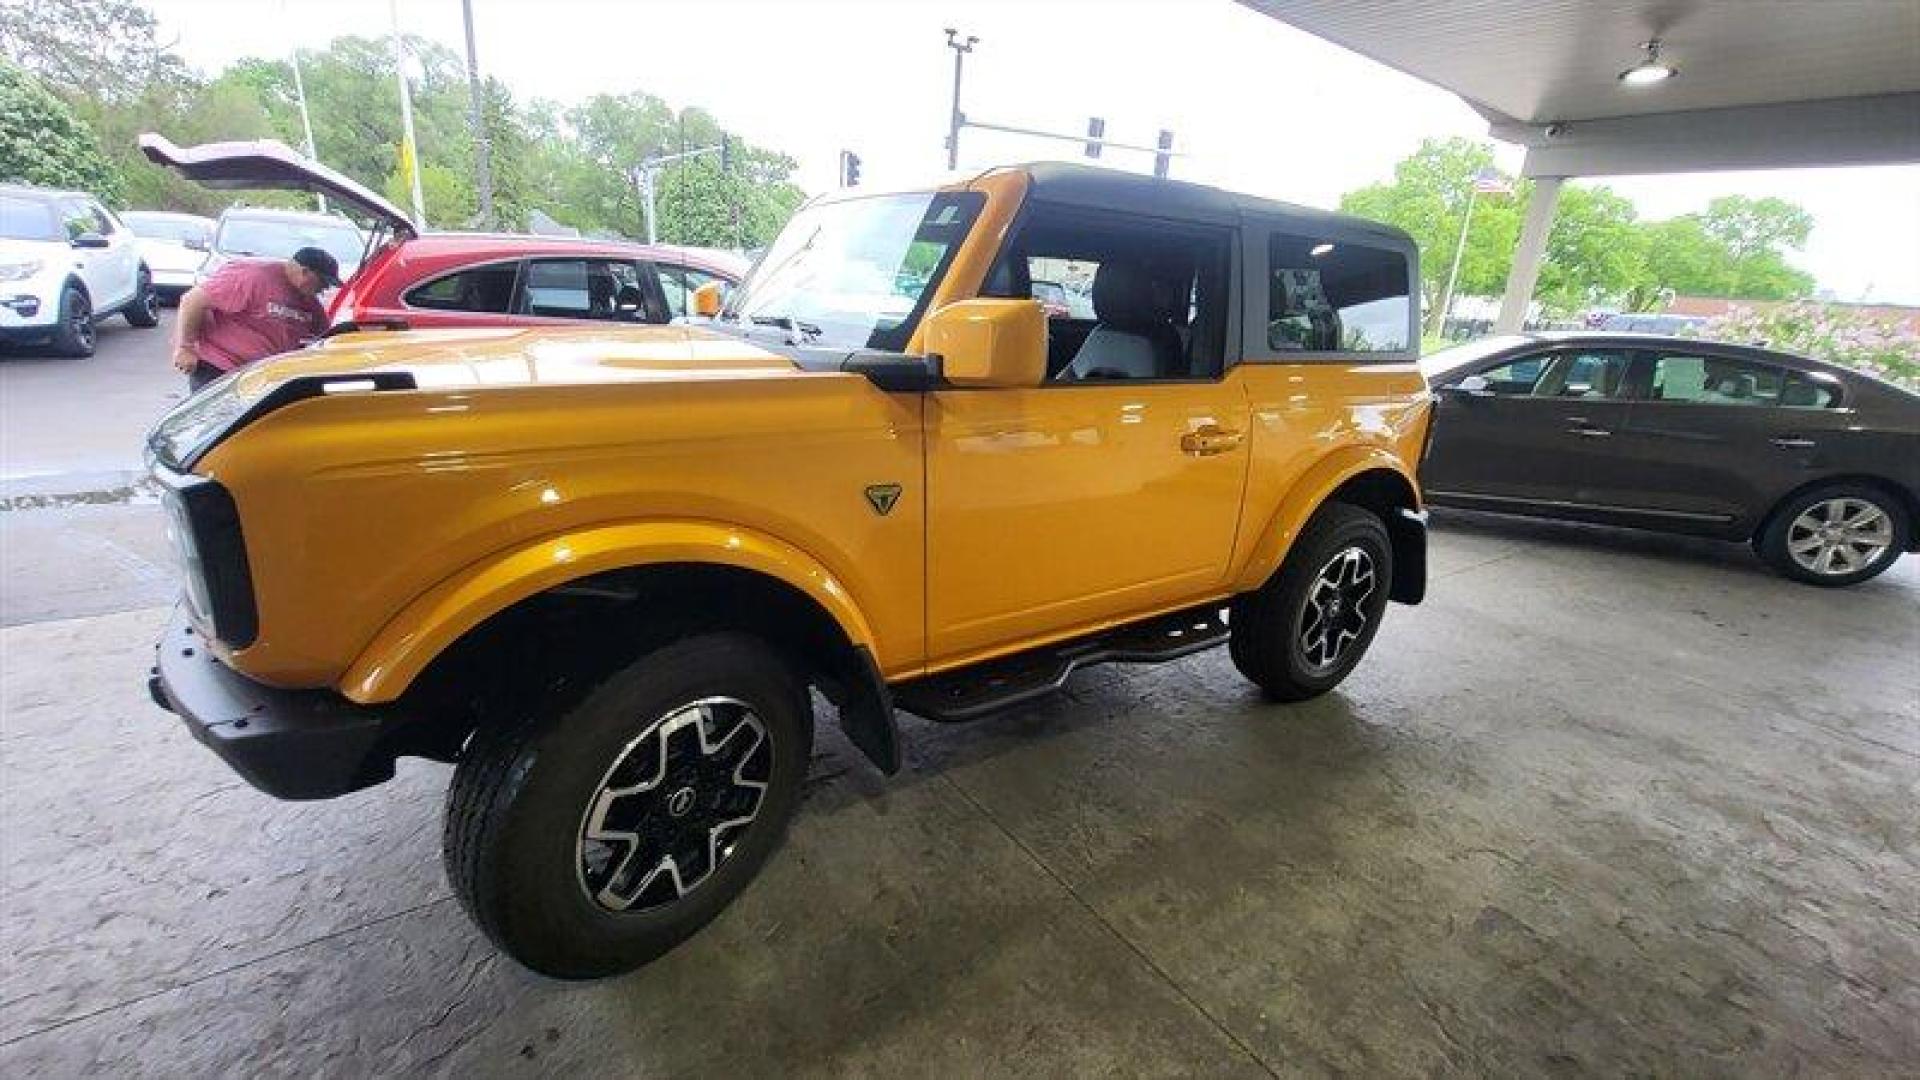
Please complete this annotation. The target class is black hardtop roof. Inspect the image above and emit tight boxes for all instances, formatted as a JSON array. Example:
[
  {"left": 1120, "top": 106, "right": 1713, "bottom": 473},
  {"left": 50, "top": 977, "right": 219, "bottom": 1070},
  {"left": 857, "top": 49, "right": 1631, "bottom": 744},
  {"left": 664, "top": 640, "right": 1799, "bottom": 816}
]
[{"left": 1009, "top": 161, "right": 1416, "bottom": 252}]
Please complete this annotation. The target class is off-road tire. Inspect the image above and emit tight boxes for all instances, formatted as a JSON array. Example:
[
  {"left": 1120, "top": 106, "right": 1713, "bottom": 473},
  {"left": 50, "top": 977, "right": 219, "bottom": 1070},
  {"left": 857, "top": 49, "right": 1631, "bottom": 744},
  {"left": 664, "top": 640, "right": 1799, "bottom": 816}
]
[
  {"left": 1758, "top": 483, "right": 1910, "bottom": 587},
  {"left": 444, "top": 632, "right": 813, "bottom": 979},
  {"left": 49, "top": 285, "right": 94, "bottom": 358},
  {"left": 124, "top": 268, "right": 161, "bottom": 327},
  {"left": 1229, "top": 501, "right": 1393, "bottom": 702}
]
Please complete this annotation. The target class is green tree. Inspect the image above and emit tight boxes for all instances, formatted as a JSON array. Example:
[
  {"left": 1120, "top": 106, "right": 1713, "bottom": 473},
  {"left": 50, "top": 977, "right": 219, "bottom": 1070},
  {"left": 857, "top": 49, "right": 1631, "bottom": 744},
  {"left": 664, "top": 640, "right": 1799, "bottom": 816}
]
[
  {"left": 1631, "top": 195, "right": 1815, "bottom": 302},
  {"left": 0, "top": 60, "right": 120, "bottom": 200},
  {"left": 1534, "top": 184, "right": 1646, "bottom": 315},
  {"left": 1338, "top": 137, "right": 1519, "bottom": 313},
  {"left": 0, "top": 0, "right": 189, "bottom": 103}
]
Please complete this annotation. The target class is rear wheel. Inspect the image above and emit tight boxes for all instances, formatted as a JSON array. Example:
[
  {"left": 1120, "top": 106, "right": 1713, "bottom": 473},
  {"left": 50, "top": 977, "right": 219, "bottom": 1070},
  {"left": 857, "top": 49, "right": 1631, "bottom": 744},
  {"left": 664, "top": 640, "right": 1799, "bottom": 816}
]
[
  {"left": 1759, "top": 484, "right": 1909, "bottom": 586},
  {"left": 49, "top": 286, "right": 94, "bottom": 358},
  {"left": 124, "top": 268, "right": 160, "bottom": 327},
  {"left": 1229, "top": 502, "right": 1393, "bottom": 702},
  {"left": 444, "top": 632, "right": 812, "bottom": 979}
]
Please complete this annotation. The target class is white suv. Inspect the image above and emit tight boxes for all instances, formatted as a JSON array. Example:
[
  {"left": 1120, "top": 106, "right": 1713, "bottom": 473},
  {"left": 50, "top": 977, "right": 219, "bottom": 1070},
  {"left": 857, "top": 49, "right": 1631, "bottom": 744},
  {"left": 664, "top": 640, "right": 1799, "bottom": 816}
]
[{"left": 0, "top": 184, "right": 161, "bottom": 357}]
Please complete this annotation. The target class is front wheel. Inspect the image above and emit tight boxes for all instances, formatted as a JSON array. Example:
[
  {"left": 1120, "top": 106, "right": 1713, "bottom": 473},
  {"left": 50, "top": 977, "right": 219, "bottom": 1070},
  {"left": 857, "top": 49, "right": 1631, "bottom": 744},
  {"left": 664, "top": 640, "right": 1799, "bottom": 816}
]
[
  {"left": 443, "top": 632, "right": 813, "bottom": 979},
  {"left": 1759, "top": 484, "right": 1909, "bottom": 586},
  {"left": 124, "top": 268, "right": 160, "bottom": 328},
  {"left": 49, "top": 286, "right": 95, "bottom": 358},
  {"left": 1229, "top": 502, "right": 1393, "bottom": 702}
]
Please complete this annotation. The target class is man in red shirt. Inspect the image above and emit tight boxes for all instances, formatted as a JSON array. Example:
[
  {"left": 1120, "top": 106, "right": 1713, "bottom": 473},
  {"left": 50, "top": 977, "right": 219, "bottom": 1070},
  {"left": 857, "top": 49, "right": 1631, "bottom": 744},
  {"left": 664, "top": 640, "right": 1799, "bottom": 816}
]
[{"left": 170, "top": 247, "right": 339, "bottom": 390}]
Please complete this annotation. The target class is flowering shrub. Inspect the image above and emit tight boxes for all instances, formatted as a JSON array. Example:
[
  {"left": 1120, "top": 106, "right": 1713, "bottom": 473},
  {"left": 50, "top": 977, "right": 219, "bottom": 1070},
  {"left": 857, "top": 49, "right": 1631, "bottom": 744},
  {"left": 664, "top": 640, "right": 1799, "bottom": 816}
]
[{"left": 1691, "top": 302, "right": 1920, "bottom": 390}]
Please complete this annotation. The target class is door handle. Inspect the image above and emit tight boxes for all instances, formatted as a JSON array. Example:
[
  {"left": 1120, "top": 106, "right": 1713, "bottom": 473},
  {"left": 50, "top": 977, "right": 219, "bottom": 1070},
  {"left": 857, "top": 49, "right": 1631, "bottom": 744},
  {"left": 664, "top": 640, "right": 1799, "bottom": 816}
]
[
  {"left": 1180, "top": 426, "right": 1244, "bottom": 455},
  {"left": 1564, "top": 418, "right": 1612, "bottom": 438},
  {"left": 1770, "top": 436, "right": 1816, "bottom": 449}
]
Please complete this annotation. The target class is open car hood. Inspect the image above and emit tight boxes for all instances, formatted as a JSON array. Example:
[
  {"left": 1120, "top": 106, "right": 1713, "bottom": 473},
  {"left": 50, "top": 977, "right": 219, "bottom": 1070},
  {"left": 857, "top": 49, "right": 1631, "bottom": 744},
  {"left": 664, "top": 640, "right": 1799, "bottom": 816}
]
[{"left": 139, "top": 133, "right": 417, "bottom": 239}]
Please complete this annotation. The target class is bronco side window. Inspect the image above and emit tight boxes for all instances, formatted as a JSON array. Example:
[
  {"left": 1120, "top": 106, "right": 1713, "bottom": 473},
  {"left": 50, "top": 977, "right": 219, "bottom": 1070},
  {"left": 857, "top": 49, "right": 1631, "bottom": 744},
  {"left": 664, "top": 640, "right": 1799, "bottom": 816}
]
[
  {"left": 983, "top": 205, "right": 1232, "bottom": 382},
  {"left": 1265, "top": 232, "right": 1413, "bottom": 354}
]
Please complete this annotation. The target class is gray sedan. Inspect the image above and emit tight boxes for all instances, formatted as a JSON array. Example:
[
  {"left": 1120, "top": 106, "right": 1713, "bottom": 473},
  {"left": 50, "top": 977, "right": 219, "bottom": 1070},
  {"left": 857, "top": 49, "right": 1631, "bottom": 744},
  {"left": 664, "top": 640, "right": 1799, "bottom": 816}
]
[{"left": 1420, "top": 331, "right": 1920, "bottom": 586}]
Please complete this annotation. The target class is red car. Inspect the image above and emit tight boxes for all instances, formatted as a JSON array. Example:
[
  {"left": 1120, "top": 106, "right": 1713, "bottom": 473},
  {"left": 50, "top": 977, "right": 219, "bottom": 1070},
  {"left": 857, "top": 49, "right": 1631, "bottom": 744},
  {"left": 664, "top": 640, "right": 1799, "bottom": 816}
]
[{"left": 139, "top": 135, "right": 746, "bottom": 331}]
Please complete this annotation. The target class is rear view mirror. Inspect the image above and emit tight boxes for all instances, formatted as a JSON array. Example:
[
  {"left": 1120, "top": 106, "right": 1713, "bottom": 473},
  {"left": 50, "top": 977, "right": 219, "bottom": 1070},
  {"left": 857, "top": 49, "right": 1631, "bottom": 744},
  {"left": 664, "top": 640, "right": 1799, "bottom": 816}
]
[
  {"left": 1453, "top": 374, "right": 1492, "bottom": 396},
  {"left": 690, "top": 281, "right": 724, "bottom": 318},
  {"left": 71, "top": 232, "right": 109, "bottom": 250},
  {"left": 186, "top": 235, "right": 210, "bottom": 252},
  {"left": 922, "top": 298, "right": 1047, "bottom": 388}
]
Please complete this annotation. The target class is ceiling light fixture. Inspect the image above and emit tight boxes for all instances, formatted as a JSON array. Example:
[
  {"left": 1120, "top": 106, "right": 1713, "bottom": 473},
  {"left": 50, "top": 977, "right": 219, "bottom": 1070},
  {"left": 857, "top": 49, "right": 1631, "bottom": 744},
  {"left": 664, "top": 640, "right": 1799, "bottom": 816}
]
[{"left": 1619, "top": 38, "right": 1677, "bottom": 86}]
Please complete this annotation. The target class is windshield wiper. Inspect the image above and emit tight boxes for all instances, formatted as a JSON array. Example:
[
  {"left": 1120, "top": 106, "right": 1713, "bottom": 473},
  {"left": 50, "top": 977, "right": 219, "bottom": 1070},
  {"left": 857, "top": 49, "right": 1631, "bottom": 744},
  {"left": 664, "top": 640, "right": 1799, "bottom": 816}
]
[{"left": 750, "top": 315, "right": 823, "bottom": 342}]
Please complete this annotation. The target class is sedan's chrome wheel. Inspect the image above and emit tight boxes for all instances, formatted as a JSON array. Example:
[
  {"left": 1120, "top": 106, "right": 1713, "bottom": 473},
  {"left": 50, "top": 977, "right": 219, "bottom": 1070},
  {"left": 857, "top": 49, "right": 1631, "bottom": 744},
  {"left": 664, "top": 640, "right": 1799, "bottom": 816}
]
[
  {"left": 576, "top": 697, "right": 771, "bottom": 913},
  {"left": 1297, "top": 545, "right": 1376, "bottom": 674},
  {"left": 1786, "top": 497, "right": 1894, "bottom": 576}
]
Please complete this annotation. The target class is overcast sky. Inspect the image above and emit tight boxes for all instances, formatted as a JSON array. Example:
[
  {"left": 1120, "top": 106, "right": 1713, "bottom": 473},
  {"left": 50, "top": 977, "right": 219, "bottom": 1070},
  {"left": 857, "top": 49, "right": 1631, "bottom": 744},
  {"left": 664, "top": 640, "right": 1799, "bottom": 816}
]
[{"left": 146, "top": 0, "right": 1920, "bottom": 304}]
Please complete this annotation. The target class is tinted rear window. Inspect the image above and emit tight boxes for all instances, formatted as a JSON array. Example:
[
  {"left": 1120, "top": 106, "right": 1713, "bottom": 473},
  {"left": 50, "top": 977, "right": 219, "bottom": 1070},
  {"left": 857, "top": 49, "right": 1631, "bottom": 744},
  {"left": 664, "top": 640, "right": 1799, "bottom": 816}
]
[{"left": 1267, "top": 232, "right": 1412, "bottom": 353}]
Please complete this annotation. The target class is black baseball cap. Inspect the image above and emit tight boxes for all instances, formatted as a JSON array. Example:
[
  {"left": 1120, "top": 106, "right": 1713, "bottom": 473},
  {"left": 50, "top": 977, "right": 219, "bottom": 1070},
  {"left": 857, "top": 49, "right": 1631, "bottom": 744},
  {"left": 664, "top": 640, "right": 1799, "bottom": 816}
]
[{"left": 291, "top": 246, "right": 342, "bottom": 288}]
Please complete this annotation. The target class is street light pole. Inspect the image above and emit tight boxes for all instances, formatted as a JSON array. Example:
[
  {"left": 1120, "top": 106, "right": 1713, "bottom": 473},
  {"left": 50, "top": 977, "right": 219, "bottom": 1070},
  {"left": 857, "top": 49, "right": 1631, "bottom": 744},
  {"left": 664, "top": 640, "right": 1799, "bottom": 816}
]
[
  {"left": 943, "top": 28, "right": 977, "bottom": 170},
  {"left": 460, "top": 0, "right": 494, "bottom": 229},
  {"left": 287, "top": 45, "right": 326, "bottom": 214},
  {"left": 629, "top": 144, "right": 724, "bottom": 244},
  {"left": 390, "top": 0, "right": 427, "bottom": 230}
]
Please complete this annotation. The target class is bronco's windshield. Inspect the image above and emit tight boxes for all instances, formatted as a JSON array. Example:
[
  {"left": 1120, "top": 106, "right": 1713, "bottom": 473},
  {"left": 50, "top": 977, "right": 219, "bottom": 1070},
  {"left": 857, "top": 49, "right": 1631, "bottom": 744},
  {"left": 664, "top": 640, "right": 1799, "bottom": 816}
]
[{"left": 722, "top": 191, "right": 984, "bottom": 352}]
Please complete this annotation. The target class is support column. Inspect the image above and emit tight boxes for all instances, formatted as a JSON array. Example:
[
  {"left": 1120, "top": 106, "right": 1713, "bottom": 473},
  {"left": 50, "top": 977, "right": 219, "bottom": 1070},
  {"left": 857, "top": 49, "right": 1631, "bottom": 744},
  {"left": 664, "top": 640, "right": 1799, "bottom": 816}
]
[{"left": 1496, "top": 175, "right": 1563, "bottom": 333}]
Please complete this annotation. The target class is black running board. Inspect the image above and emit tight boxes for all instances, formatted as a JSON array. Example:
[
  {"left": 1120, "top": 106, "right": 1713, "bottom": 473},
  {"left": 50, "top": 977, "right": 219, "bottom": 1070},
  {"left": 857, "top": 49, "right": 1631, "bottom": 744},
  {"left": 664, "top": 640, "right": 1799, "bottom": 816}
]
[{"left": 892, "top": 603, "right": 1229, "bottom": 723}]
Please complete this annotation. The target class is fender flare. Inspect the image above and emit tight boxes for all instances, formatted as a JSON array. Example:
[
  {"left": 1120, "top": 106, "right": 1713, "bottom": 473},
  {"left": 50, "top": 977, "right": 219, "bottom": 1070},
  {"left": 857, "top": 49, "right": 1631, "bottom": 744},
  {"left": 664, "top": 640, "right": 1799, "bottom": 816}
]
[
  {"left": 339, "top": 519, "right": 880, "bottom": 705},
  {"left": 1232, "top": 447, "right": 1422, "bottom": 593}
]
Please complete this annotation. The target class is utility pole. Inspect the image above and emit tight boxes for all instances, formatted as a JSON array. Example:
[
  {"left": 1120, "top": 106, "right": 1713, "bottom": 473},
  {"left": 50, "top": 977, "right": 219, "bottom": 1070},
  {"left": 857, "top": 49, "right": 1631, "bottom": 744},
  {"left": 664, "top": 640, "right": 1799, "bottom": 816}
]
[
  {"left": 287, "top": 46, "right": 326, "bottom": 214},
  {"left": 389, "top": 0, "right": 427, "bottom": 229},
  {"left": 459, "top": 0, "right": 494, "bottom": 229},
  {"left": 943, "top": 28, "right": 977, "bottom": 170}
]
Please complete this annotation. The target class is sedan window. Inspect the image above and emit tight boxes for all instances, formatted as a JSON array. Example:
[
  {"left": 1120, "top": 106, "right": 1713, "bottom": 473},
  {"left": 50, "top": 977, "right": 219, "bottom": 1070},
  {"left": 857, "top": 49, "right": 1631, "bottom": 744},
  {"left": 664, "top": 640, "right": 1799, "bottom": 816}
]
[
  {"left": 516, "top": 259, "right": 653, "bottom": 322},
  {"left": 406, "top": 263, "right": 519, "bottom": 314},
  {"left": 1469, "top": 350, "right": 1632, "bottom": 398},
  {"left": 1533, "top": 351, "right": 1633, "bottom": 399},
  {"left": 1648, "top": 353, "right": 1788, "bottom": 406}
]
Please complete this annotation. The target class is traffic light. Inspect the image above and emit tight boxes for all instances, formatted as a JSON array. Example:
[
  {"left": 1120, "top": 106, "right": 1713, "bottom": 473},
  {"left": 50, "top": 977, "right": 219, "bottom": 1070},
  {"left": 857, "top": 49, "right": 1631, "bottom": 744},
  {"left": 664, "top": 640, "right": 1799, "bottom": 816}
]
[
  {"left": 1153, "top": 129, "right": 1174, "bottom": 178},
  {"left": 720, "top": 135, "right": 732, "bottom": 172},
  {"left": 840, "top": 150, "right": 862, "bottom": 188},
  {"left": 1084, "top": 117, "right": 1105, "bottom": 159}
]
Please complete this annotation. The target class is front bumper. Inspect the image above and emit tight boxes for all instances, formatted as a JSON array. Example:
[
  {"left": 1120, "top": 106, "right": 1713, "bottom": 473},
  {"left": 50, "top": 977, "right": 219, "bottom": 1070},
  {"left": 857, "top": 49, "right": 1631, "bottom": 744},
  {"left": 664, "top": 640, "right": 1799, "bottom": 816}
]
[
  {"left": 148, "top": 606, "right": 405, "bottom": 800},
  {"left": 0, "top": 289, "right": 56, "bottom": 336}
]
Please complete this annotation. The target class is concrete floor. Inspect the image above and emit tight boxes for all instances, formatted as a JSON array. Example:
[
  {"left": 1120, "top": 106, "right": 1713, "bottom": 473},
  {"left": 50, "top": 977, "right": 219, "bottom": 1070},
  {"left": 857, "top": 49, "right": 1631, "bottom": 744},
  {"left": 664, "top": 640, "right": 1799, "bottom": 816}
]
[{"left": 2, "top": 495, "right": 1915, "bottom": 1076}]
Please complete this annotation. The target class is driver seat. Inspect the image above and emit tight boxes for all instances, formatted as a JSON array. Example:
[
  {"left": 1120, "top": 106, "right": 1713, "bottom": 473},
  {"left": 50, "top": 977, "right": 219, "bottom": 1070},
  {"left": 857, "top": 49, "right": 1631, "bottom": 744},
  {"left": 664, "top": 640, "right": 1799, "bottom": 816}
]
[{"left": 1059, "top": 260, "right": 1183, "bottom": 380}]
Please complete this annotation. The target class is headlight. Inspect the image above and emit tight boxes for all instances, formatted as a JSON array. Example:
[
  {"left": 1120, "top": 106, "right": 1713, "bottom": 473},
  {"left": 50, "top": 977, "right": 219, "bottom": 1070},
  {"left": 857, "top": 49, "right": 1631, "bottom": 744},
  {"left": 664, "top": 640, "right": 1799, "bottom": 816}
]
[
  {"left": 0, "top": 260, "right": 43, "bottom": 282},
  {"left": 146, "top": 372, "right": 249, "bottom": 469},
  {"left": 156, "top": 474, "right": 257, "bottom": 647},
  {"left": 162, "top": 490, "right": 215, "bottom": 624}
]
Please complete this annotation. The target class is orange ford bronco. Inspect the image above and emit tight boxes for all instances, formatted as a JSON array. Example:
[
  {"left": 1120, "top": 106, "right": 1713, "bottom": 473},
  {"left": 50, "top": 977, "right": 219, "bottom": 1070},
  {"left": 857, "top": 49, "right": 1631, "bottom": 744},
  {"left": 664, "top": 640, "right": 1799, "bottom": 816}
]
[{"left": 147, "top": 162, "right": 1432, "bottom": 977}]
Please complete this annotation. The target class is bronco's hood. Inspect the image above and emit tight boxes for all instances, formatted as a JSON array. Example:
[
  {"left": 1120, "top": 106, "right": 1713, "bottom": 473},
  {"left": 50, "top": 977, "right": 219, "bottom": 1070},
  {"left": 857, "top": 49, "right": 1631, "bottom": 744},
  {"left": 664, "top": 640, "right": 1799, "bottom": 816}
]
[
  {"left": 150, "top": 326, "right": 802, "bottom": 471},
  {"left": 229, "top": 324, "right": 800, "bottom": 399}
]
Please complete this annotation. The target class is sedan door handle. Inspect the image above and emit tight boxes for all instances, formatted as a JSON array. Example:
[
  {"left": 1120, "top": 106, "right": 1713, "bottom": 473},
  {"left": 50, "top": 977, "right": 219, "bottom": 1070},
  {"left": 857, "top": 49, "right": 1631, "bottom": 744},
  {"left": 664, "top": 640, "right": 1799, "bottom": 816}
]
[
  {"left": 1770, "top": 436, "right": 1817, "bottom": 449},
  {"left": 1565, "top": 419, "right": 1612, "bottom": 438},
  {"left": 1180, "top": 426, "right": 1244, "bottom": 455}
]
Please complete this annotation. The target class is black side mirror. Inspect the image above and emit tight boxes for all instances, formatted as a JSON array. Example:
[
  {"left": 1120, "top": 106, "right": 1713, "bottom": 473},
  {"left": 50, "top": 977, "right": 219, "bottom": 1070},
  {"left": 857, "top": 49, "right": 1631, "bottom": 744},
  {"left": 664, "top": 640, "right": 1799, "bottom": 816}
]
[{"left": 71, "top": 232, "right": 110, "bottom": 250}]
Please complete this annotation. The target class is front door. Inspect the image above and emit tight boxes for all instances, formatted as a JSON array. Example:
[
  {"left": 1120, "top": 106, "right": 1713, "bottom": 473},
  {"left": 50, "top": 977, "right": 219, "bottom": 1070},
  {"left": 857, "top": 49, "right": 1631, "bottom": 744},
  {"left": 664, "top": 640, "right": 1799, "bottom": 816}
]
[
  {"left": 1424, "top": 347, "right": 1639, "bottom": 511},
  {"left": 924, "top": 380, "right": 1250, "bottom": 661}
]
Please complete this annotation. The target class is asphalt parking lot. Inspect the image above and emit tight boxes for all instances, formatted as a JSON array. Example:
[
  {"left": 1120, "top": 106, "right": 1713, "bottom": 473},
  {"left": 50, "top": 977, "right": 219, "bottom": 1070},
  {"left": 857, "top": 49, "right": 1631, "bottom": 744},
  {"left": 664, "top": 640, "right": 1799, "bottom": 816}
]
[{"left": 1, "top": 331, "right": 1915, "bottom": 1076}]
